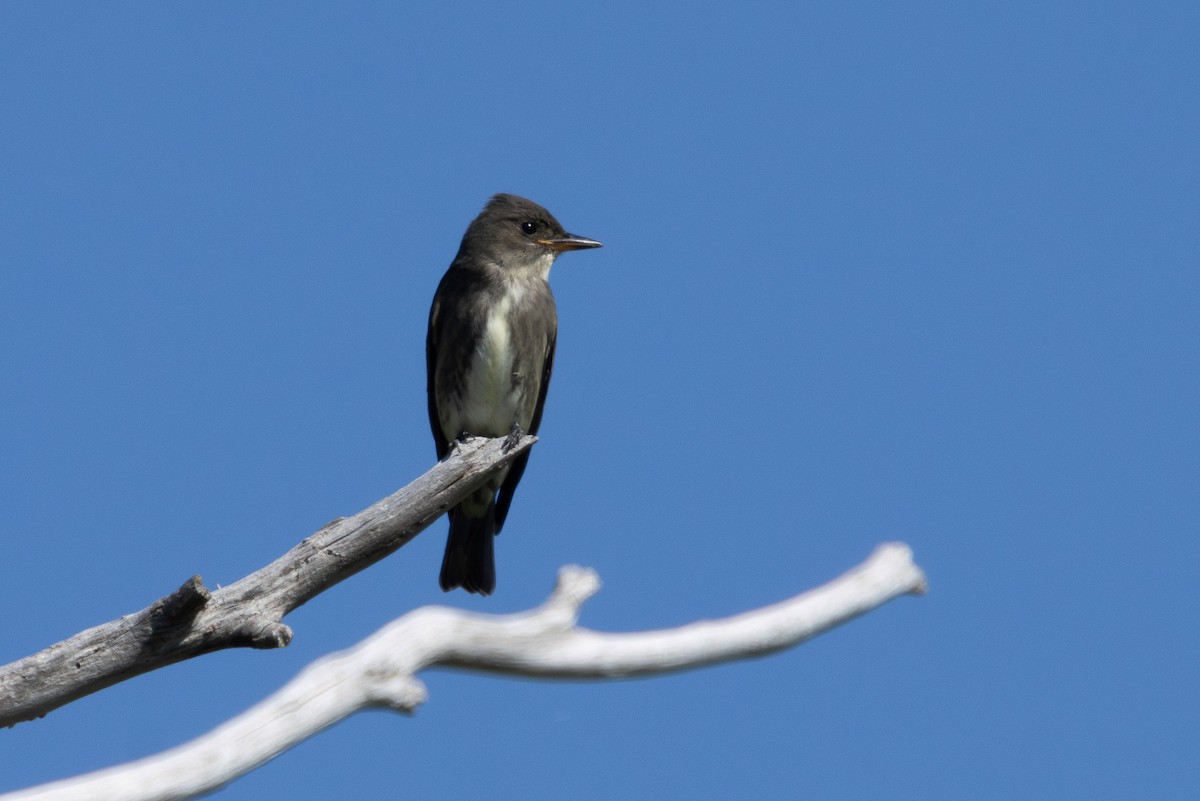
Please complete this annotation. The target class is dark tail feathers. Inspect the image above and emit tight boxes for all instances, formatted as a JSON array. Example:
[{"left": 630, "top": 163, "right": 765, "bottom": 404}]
[{"left": 439, "top": 502, "right": 497, "bottom": 595}]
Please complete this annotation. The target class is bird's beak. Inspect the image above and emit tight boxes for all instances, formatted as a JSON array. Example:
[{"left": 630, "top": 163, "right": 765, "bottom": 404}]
[{"left": 538, "top": 233, "right": 603, "bottom": 252}]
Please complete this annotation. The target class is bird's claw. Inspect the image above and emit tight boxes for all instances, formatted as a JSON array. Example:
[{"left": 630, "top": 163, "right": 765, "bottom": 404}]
[
  {"left": 502, "top": 424, "right": 525, "bottom": 453},
  {"left": 450, "top": 433, "right": 476, "bottom": 455}
]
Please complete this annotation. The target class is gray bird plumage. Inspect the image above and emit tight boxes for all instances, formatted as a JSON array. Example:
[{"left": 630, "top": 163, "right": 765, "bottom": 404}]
[{"left": 427, "top": 194, "right": 601, "bottom": 594}]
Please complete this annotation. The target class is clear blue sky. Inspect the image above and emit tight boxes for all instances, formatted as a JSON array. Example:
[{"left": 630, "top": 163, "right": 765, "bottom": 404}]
[{"left": 1, "top": 3, "right": 1196, "bottom": 799}]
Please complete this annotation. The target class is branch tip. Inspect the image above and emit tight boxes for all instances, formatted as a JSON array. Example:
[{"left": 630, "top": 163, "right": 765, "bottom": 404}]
[
  {"left": 246, "top": 622, "right": 292, "bottom": 649},
  {"left": 866, "top": 542, "right": 927, "bottom": 595},
  {"left": 545, "top": 565, "right": 601, "bottom": 610},
  {"left": 153, "top": 576, "right": 212, "bottom": 623},
  {"left": 870, "top": 541, "right": 913, "bottom": 563},
  {"left": 369, "top": 675, "right": 428, "bottom": 714}
]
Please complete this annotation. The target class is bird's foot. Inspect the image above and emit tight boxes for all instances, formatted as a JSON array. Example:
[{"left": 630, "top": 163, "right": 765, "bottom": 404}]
[
  {"left": 502, "top": 423, "right": 525, "bottom": 453},
  {"left": 450, "top": 433, "right": 477, "bottom": 455}
]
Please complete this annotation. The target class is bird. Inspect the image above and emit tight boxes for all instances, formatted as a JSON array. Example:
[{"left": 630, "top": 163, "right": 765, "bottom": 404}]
[{"left": 426, "top": 194, "right": 602, "bottom": 594}]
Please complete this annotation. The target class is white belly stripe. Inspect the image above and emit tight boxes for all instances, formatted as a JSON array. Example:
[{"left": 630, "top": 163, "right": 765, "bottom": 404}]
[{"left": 460, "top": 291, "right": 521, "bottom": 435}]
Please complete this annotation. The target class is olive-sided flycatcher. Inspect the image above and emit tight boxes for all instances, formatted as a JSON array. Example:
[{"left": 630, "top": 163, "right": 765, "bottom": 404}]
[{"left": 427, "top": 194, "right": 602, "bottom": 594}]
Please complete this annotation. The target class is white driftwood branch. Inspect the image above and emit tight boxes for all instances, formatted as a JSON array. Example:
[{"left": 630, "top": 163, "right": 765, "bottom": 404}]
[
  {"left": 0, "top": 435, "right": 536, "bottom": 728},
  {"left": 1, "top": 544, "right": 927, "bottom": 801}
]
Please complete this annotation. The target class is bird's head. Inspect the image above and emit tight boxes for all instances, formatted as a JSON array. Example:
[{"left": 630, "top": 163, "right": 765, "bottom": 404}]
[{"left": 459, "top": 193, "right": 602, "bottom": 273}]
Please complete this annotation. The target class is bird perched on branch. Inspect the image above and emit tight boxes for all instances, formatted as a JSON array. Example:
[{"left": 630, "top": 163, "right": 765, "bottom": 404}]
[{"left": 426, "top": 194, "right": 602, "bottom": 594}]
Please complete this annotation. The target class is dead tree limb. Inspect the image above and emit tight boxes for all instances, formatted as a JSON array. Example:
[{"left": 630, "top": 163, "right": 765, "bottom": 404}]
[
  {"left": 0, "top": 544, "right": 927, "bottom": 801},
  {"left": 0, "top": 435, "right": 535, "bottom": 728}
]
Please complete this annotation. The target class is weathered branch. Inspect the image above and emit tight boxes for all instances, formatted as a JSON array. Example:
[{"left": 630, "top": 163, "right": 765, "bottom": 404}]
[
  {"left": 0, "top": 435, "right": 535, "bottom": 728},
  {"left": 0, "top": 544, "right": 927, "bottom": 801}
]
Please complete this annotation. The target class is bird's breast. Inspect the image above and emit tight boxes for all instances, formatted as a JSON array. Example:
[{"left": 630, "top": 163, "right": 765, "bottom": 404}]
[{"left": 458, "top": 288, "right": 530, "bottom": 435}]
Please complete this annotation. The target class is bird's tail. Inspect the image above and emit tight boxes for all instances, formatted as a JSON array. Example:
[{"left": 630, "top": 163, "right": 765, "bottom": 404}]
[{"left": 439, "top": 496, "right": 497, "bottom": 595}]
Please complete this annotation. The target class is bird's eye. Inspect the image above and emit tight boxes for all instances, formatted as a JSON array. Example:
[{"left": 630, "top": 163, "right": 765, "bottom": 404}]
[{"left": 520, "top": 221, "right": 539, "bottom": 235}]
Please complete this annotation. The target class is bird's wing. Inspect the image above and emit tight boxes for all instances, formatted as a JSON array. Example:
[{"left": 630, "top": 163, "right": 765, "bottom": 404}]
[
  {"left": 527, "top": 329, "right": 556, "bottom": 438},
  {"left": 494, "top": 331, "right": 555, "bottom": 532},
  {"left": 426, "top": 285, "right": 455, "bottom": 460}
]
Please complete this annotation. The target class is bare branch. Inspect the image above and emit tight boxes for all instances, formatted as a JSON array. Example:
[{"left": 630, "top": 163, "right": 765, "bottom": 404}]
[
  {"left": 0, "top": 435, "right": 535, "bottom": 728},
  {"left": 0, "top": 544, "right": 927, "bottom": 801}
]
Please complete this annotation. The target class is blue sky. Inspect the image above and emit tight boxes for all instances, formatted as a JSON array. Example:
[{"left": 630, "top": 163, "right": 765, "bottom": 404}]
[{"left": 1, "top": 2, "right": 1196, "bottom": 799}]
